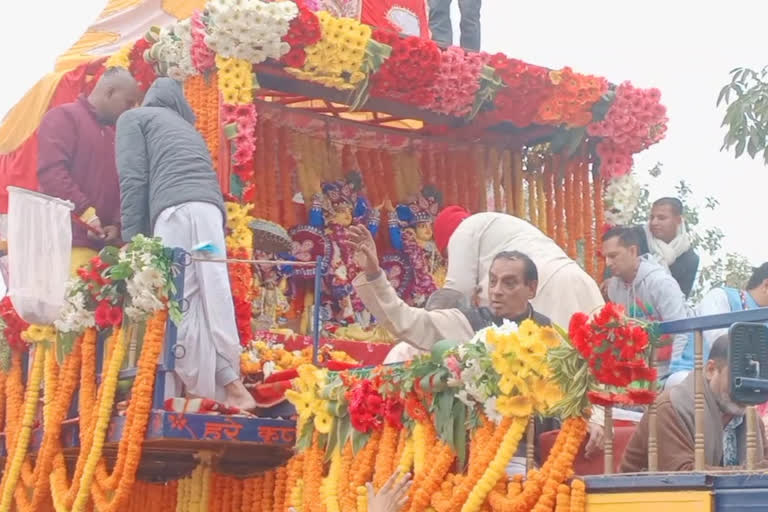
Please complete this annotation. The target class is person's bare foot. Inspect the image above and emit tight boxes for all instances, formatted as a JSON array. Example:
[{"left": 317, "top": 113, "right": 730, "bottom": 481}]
[{"left": 224, "top": 379, "right": 257, "bottom": 412}]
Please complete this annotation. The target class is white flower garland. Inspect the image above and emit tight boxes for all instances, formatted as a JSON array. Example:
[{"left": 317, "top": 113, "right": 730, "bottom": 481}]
[
  {"left": 205, "top": 0, "right": 298, "bottom": 63},
  {"left": 604, "top": 173, "right": 642, "bottom": 226}
]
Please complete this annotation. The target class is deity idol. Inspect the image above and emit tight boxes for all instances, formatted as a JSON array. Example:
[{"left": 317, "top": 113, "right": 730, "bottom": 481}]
[
  {"left": 384, "top": 185, "right": 445, "bottom": 307},
  {"left": 249, "top": 219, "right": 293, "bottom": 331},
  {"left": 290, "top": 171, "right": 379, "bottom": 325}
]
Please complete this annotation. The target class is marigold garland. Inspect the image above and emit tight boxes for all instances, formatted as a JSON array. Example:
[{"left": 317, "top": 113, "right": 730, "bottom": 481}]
[
  {"left": 91, "top": 311, "right": 168, "bottom": 512},
  {"left": 0, "top": 343, "right": 46, "bottom": 512},
  {"left": 71, "top": 326, "right": 128, "bottom": 512}
]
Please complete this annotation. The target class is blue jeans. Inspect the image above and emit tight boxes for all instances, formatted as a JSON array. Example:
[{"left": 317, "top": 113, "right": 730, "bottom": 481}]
[{"left": 428, "top": 0, "right": 481, "bottom": 51}]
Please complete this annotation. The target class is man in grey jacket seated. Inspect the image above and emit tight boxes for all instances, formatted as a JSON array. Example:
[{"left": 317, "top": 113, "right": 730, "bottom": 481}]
[{"left": 115, "top": 77, "right": 255, "bottom": 411}]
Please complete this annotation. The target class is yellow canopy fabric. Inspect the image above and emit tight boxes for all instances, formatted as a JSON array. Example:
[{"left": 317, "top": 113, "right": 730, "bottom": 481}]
[{"left": 0, "top": 0, "right": 205, "bottom": 154}]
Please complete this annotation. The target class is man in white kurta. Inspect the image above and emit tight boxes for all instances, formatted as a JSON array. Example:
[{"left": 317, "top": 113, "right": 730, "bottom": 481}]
[{"left": 434, "top": 207, "right": 604, "bottom": 328}]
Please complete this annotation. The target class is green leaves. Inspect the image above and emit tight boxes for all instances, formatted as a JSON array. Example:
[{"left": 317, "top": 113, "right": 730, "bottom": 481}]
[{"left": 718, "top": 65, "right": 768, "bottom": 165}]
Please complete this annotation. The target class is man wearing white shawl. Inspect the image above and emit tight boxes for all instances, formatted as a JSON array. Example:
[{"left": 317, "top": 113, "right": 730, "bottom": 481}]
[{"left": 644, "top": 197, "right": 699, "bottom": 298}]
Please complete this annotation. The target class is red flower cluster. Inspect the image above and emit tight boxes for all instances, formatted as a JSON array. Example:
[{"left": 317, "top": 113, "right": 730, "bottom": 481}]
[
  {"left": 76, "top": 256, "right": 113, "bottom": 298},
  {"left": 190, "top": 10, "right": 216, "bottom": 74},
  {"left": 480, "top": 54, "right": 553, "bottom": 127},
  {"left": 346, "top": 378, "right": 384, "bottom": 433},
  {"left": 370, "top": 30, "right": 441, "bottom": 105},
  {"left": 94, "top": 300, "right": 123, "bottom": 328},
  {"left": 383, "top": 395, "right": 404, "bottom": 429},
  {"left": 222, "top": 103, "right": 258, "bottom": 182},
  {"left": 0, "top": 296, "right": 29, "bottom": 351},
  {"left": 280, "top": 2, "right": 321, "bottom": 68},
  {"left": 535, "top": 67, "right": 607, "bottom": 127},
  {"left": 426, "top": 46, "right": 489, "bottom": 117},
  {"left": 588, "top": 81, "right": 667, "bottom": 178},
  {"left": 404, "top": 391, "right": 430, "bottom": 423},
  {"left": 129, "top": 38, "right": 157, "bottom": 92},
  {"left": 569, "top": 303, "right": 657, "bottom": 406},
  {"left": 227, "top": 247, "right": 253, "bottom": 347}
]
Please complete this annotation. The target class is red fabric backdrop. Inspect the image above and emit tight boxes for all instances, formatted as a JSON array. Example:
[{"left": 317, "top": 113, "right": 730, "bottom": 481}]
[
  {"left": 362, "top": 0, "right": 430, "bottom": 38},
  {"left": 0, "top": 60, "right": 104, "bottom": 213}
]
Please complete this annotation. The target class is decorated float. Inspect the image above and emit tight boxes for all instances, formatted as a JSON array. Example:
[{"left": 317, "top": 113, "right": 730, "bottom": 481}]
[{"left": 3, "top": 0, "right": 767, "bottom": 511}]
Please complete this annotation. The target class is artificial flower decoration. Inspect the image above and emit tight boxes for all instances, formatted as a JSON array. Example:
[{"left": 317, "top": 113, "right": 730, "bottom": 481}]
[
  {"left": 535, "top": 67, "right": 608, "bottom": 127},
  {"left": 604, "top": 172, "right": 643, "bottom": 226},
  {"left": 370, "top": 30, "right": 441, "bottom": 105},
  {"left": 190, "top": 10, "right": 216, "bottom": 74},
  {"left": 286, "top": 11, "right": 372, "bottom": 91},
  {"left": 205, "top": 0, "right": 297, "bottom": 63},
  {"left": 588, "top": 81, "right": 668, "bottom": 177},
  {"left": 146, "top": 20, "right": 197, "bottom": 80},
  {"left": 568, "top": 302, "right": 659, "bottom": 406},
  {"left": 280, "top": 0, "right": 322, "bottom": 68},
  {"left": 455, "top": 319, "right": 564, "bottom": 421},
  {"left": 425, "top": 46, "right": 489, "bottom": 117}
]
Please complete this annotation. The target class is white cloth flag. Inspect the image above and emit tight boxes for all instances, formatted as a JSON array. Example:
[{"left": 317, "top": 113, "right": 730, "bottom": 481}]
[{"left": 7, "top": 187, "right": 73, "bottom": 325}]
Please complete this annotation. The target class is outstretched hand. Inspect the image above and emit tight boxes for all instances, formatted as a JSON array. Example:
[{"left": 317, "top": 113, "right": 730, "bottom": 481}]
[
  {"left": 367, "top": 472, "right": 412, "bottom": 512},
  {"left": 348, "top": 224, "right": 380, "bottom": 276}
]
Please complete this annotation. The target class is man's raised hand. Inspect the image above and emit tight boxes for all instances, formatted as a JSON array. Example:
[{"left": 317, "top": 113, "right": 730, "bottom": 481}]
[{"left": 348, "top": 224, "right": 380, "bottom": 277}]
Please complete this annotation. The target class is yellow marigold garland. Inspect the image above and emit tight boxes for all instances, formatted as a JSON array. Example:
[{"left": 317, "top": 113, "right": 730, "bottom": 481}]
[
  {"left": 0, "top": 342, "right": 47, "bottom": 512},
  {"left": 71, "top": 327, "right": 128, "bottom": 512}
]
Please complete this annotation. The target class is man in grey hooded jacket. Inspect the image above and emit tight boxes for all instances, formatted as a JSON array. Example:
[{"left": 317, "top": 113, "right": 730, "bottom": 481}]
[
  {"left": 116, "top": 77, "right": 255, "bottom": 411},
  {"left": 602, "top": 226, "right": 691, "bottom": 382}
]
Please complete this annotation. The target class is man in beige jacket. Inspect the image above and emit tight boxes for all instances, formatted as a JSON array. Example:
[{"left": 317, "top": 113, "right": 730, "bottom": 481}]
[
  {"left": 349, "top": 225, "right": 552, "bottom": 354},
  {"left": 348, "top": 224, "right": 605, "bottom": 468},
  {"left": 433, "top": 206, "right": 604, "bottom": 328}
]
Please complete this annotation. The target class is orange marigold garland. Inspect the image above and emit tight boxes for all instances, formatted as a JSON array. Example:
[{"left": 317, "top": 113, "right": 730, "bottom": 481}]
[
  {"left": 594, "top": 172, "right": 606, "bottom": 280},
  {"left": 92, "top": 311, "right": 168, "bottom": 512},
  {"left": 274, "top": 465, "right": 288, "bottom": 512},
  {"left": 582, "top": 160, "right": 595, "bottom": 277},
  {"left": 373, "top": 423, "right": 398, "bottom": 490}
]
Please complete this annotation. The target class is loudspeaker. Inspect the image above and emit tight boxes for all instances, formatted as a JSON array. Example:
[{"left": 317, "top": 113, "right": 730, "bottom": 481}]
[{"left": 729, "top": 322, "right": 768, "bottom": 405}]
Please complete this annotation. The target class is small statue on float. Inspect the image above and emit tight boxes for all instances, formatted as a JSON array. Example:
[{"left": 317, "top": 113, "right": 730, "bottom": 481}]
[
  {"left": 383, "top": 185, "right": 445, "bottom": 307},
  {"left": 290, "top": 171, "right": 380, "bottom": 326},
  {"left": 248, "top": 219, "right": 293, "bottom": 331}
]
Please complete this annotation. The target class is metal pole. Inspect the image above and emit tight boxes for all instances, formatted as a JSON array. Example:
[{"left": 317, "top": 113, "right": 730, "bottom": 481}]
[
  {"left": 153, "top": 248, "right": 186, "bottom": 410},
  {"left": 647, "top": 345, "right": 658, "bottom": 472},
  {"left": 694, "top": 329, "right": 705, "bottom": 470},
  {"left": 312, "top": 256, "right": 322, "bottom": 366}
]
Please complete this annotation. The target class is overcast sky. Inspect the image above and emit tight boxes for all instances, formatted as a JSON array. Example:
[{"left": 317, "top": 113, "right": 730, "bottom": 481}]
[{"left": 2, "top": 0, "right": 765, "bottom": 265}]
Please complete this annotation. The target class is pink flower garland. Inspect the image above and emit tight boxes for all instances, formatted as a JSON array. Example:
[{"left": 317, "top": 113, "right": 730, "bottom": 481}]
[
  {"left": 222, "top": 103, "right": 258, "bottom": 181},
  {"left": 588, "top": 81, "right": 668, "bottom": 178},
  {"left": 426, "top": 46, "right": 489, "bottom": 117},
  {"left": 191, "top": 10, "right": 216, "bottom": 73}
]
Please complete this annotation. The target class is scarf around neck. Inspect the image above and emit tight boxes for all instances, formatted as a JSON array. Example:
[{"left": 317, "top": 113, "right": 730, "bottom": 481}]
[{"left": 644, "top": 222, "right": 691, "bottom": 268}]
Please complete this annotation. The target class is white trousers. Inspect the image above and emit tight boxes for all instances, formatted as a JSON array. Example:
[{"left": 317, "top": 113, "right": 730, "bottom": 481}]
[{"left": 154, "top": 202, "right": 240, "bottom": 402}]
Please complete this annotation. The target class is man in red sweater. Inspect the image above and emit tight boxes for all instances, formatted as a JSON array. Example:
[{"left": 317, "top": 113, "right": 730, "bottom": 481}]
[{"left": 37, "top": 67, "right": 139, "bottom": 273}]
